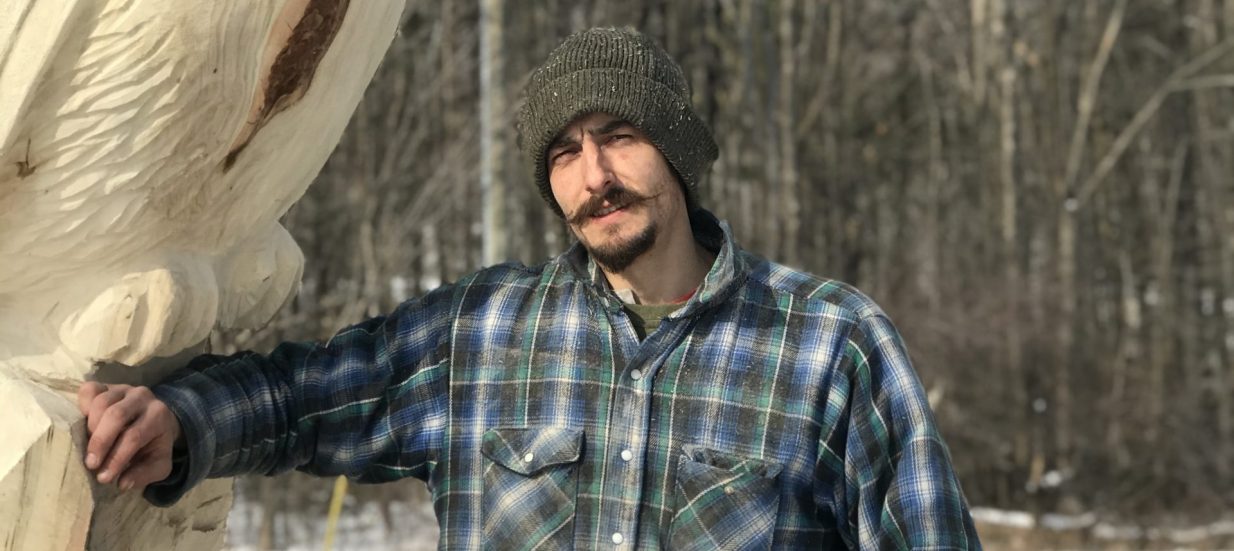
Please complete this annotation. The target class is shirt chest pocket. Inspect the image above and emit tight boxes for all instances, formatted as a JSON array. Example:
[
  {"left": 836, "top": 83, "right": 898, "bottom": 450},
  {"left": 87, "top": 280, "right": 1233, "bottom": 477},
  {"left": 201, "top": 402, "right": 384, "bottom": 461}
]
[
  {"left": 480, "top": 426, "right": 584, "bottom": 550},
  {"left": 668, "top": 445, "right": 783, "bottom": 551}
]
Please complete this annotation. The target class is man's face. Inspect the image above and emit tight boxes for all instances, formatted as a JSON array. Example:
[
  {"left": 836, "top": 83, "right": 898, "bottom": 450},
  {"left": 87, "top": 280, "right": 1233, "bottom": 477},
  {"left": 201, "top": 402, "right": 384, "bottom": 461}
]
[{"left": 547, "top": 112, "right": 686, "bottom": 272}]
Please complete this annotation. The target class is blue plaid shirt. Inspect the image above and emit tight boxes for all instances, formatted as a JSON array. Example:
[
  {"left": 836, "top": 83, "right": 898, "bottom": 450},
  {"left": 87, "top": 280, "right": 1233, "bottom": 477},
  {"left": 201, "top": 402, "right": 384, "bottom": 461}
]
[{"left": 148, "top": 211, "right": 981, "bottom": 549}]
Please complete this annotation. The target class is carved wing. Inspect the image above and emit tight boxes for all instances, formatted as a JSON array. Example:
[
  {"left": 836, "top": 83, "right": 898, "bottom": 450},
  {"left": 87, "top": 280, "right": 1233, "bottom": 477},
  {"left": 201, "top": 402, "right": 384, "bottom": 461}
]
[{"left": 0, "top": 0, "right": 87, "bottom": 151}]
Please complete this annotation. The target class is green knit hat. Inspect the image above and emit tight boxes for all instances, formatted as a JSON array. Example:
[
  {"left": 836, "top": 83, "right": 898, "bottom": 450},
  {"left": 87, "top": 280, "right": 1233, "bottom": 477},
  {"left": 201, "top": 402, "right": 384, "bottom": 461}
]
[{"left": 517, "top": 27, "right": 719, "bottom": 218}]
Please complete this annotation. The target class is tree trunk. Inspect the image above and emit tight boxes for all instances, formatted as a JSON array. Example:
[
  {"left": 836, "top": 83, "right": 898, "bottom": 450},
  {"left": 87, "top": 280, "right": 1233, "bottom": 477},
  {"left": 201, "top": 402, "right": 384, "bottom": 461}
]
[
  {"left": 777, "top": 0, "right": 801, "bottom": 267},
  {"left": 480, "top": 0, "right": 507, "bottom": 266}
]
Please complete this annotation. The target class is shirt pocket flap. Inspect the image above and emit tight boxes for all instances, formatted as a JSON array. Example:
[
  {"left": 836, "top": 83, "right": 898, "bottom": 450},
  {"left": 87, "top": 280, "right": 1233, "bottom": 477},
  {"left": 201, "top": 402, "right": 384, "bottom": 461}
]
[
  {"left": 481, "top": 426, "right": 584, "bottom": 477},
  {"left": 680, "top": 444, "right": 783, "bottom": 480}
]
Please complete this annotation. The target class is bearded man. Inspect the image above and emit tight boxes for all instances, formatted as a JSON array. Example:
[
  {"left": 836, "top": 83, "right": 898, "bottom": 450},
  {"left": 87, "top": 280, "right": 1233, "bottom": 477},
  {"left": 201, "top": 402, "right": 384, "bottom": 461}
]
[{"left": 79, "top": 27, "right": 982, "bottom": 550}]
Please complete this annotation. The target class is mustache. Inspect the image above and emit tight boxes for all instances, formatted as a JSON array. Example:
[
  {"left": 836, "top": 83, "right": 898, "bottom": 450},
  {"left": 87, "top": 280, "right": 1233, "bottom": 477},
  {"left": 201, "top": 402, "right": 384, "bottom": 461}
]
[{"left": 565, "top": 187, "right": 658, "bottom": 225}]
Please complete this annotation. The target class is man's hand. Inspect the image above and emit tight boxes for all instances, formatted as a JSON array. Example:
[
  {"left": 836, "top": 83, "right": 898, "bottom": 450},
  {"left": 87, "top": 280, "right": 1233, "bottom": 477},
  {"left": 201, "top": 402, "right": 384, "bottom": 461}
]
[{"left": 76, "top": 382, "right": 183, "bottom": 492}]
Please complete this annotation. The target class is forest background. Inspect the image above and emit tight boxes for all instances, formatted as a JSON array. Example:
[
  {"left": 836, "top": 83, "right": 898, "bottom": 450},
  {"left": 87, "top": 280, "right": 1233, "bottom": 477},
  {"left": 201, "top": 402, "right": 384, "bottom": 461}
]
[{"left": 215, "top": 0, "right": 1234, "bottom": 547}]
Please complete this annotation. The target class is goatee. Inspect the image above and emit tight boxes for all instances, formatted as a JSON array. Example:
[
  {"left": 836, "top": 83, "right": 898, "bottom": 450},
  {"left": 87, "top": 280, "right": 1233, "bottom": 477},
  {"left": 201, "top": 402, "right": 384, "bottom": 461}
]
[{"left": 587, "top": 223, "right": 657, "bottom": 273}]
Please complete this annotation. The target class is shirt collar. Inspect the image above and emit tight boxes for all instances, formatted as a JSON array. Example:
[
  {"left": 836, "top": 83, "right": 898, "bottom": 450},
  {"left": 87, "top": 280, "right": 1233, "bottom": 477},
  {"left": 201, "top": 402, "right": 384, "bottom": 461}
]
[{"left": 559, "top": 209, "right": 748, "bottom": 316}]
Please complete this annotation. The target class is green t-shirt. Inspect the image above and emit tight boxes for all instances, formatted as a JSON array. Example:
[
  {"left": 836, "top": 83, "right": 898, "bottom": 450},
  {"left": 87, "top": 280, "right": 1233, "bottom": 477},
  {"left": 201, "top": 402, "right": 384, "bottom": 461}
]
[{"left": 623, "top": 302, "right": 683, "bottom": 340}]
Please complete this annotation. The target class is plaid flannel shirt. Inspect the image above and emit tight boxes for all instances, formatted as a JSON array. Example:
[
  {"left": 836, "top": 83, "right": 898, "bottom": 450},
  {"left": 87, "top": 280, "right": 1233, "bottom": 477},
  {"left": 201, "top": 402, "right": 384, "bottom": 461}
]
[{"left": 148, "top": 211, "right": 981, "bottom": 550}]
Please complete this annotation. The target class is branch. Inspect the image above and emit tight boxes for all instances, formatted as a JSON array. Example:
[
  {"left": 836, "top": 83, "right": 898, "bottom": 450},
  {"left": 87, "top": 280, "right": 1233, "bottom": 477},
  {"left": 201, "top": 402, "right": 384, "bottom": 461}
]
[
  {"left": 1172, "top": 74, "right": 1234, "bottom": 91},
  {"left": 1072, "top": 37, "right": 1234, "bottom": 208},
  {"left": 1061, "top": 0, "right": 1127, "bottom": 198}
]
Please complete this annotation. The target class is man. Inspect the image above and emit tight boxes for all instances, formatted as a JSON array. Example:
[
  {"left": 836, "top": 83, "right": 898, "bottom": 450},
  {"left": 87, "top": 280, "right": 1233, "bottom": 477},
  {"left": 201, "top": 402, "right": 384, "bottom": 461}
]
[{"left": 79, "top": 27, "right": 982, "bottom": 549}]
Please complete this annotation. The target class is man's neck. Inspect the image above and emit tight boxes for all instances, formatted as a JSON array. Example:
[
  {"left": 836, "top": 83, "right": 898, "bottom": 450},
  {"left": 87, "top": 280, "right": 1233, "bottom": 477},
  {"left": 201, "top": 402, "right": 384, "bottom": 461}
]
[{"left": 599, "top": 218, "right": 715, "bottom": 305}]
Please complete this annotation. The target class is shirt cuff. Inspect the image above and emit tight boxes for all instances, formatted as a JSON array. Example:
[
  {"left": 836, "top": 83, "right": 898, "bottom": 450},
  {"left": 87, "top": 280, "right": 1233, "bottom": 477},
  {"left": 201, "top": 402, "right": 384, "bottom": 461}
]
[{"left": 143, "top": 369, "right": 220, "bottom": 507}]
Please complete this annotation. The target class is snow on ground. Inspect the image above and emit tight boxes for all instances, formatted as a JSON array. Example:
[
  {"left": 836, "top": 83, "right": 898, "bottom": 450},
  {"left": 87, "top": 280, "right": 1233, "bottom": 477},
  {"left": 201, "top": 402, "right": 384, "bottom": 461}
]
[
  {"left": 224, "top": 499, "right": 1234, "bottom": 550},
  {"left": 972, "top": 507, "right": 1234, "bottom": 547},
  {"left": 225, "top": 498, "right": 439, "bottom": 550}
]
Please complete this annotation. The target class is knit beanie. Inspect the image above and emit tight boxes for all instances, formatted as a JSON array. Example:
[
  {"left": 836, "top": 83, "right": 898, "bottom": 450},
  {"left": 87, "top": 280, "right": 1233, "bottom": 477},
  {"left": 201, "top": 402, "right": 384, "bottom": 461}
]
[{"left": 517, "top": 27, "right": 719, "bottom": 218}]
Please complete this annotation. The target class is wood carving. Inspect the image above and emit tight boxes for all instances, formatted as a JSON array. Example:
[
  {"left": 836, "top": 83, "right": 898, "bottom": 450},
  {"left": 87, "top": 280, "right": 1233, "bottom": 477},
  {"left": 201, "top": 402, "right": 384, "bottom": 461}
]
[{"left": 0, "top": 0, "right": 402, "bottom": 548}]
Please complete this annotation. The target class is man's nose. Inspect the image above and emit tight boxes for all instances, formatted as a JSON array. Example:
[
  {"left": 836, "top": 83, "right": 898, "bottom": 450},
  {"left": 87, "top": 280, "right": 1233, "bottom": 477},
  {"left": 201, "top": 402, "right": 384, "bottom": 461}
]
[{"left": 580, "top": 140, "right": 612, "bottom": 195}]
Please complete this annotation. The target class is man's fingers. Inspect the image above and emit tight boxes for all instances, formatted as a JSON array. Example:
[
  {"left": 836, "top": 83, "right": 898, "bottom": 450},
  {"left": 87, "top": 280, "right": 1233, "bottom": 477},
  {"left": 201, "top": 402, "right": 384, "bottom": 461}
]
[
  {"left": 77, "top": 384, "right": 174, "bottom": 483},
  {"left": 76, "top": 382, "right": 108, "bottom": 415},
  {"left": 116, "top": 446, "right": 173, "bottom": 492},
  {"left": 86, "top": 389, "right": 127, "bottom": 434},
  {"left": 97, "top": 418, "right": 153, "bottom": 484},
  {"left": 85, "top": 395, "right": 142, "bottom": 472},
  {"left": 98, "top": 398, "right": 176, "bottom": 486}
]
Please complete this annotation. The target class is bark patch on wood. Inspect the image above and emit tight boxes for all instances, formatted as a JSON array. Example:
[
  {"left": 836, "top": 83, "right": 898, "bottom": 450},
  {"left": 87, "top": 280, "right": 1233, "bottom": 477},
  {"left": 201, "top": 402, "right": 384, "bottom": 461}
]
[{"left": 224, "top": 0, "right": 350, "bottom": 170}]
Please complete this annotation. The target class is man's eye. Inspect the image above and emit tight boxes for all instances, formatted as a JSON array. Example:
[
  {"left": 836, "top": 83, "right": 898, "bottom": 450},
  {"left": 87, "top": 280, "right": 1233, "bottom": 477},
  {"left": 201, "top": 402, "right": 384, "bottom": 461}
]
[
  {"left": 607, "top": 134, "right": 632, "bottom": 144},
  {"left": 550, "top": 149, "right": 577, "bottom": 164}
]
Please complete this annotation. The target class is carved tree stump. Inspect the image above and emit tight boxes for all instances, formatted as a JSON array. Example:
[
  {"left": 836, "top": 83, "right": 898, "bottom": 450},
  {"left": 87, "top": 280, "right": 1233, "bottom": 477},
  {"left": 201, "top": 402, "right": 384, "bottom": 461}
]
[{"left": 0, "top": 1, "right": 402, "bottom": 548}]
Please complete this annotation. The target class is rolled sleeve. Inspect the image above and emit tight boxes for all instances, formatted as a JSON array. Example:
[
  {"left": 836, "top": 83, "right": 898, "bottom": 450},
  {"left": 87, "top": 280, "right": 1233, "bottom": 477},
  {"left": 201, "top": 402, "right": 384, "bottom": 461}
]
[{"left": 143, "top": 284, "right": 457, "bottom": 506}]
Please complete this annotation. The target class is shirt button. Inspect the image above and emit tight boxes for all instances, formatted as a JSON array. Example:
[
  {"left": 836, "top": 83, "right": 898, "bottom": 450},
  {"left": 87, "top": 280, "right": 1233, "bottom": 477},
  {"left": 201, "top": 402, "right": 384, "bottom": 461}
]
[
  {"left": 630, "top": 369, "right": 643, "bottom": 381},
  {"left": 620, "top": 449, "right": 633, "bottom": 462},
  {"left": 522, "top": 452, "right": 534, "bottom": 463},
  {"left": 611, "top": 532, "right": 624, "bottom": 544}
]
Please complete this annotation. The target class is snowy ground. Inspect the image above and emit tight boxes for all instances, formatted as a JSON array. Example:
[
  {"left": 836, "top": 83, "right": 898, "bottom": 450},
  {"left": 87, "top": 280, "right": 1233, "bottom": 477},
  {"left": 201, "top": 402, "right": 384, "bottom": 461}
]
[
  {"left": 224, "top": 497, "right": 439, "bottom": 550},
  {"left": 222, "top": 498, "right": 1234, "bottom": 550},
  {"left": 972, "top": 507, "right": 1234, "bottom": 550}
]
